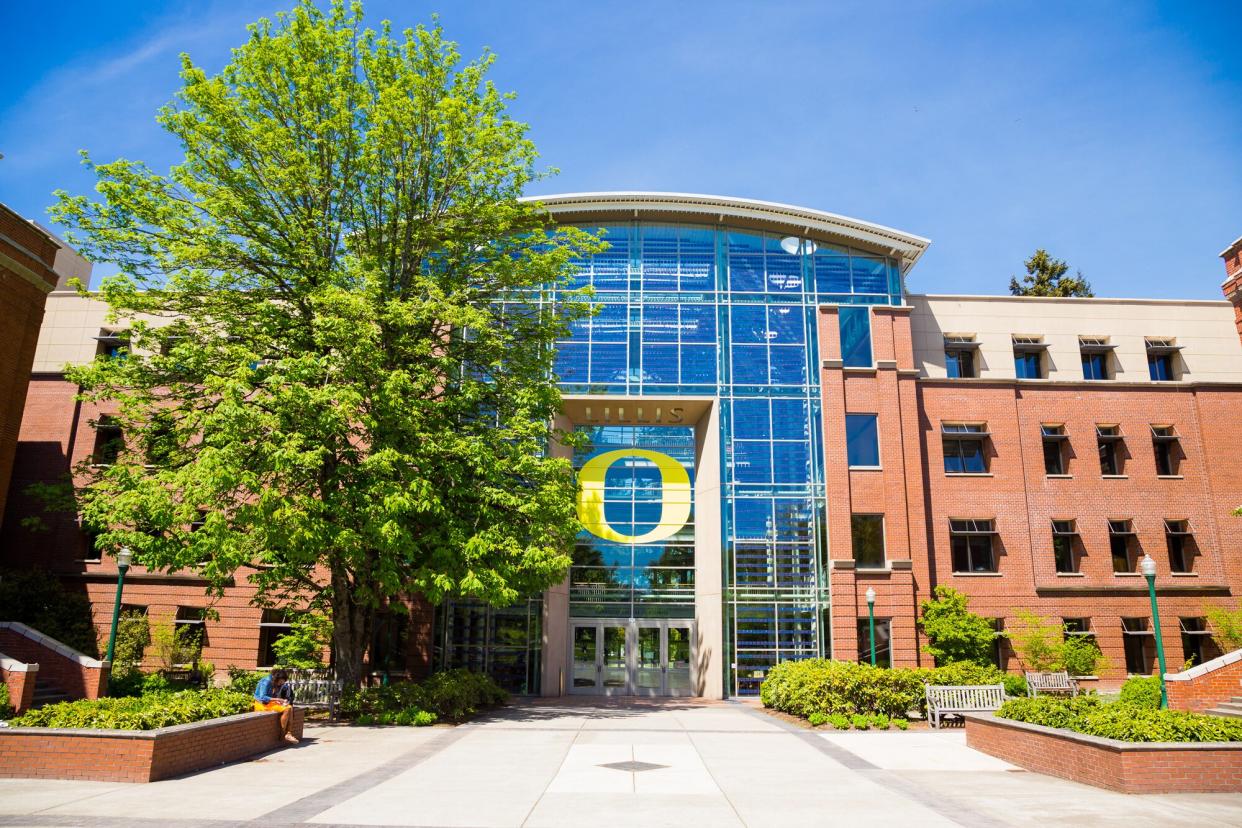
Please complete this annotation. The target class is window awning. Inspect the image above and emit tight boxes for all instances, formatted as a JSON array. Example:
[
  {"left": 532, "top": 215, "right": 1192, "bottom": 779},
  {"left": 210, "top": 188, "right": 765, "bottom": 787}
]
[
  {"left": 1095, "top": 425, "right": 1124, "bottom": 442},
  {"left": 1108, "top": 520, "right": 1136, "bottom": 536},
  {"left": 941, "top": 423, "right": 990, "bottom": 438},
  {"left": 949, "top": 519, "right": 996, "bottom": 535}
]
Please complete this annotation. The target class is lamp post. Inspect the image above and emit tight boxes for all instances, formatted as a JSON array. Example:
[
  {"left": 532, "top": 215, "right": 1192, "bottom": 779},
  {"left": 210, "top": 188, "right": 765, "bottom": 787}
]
[
  {"left": 1139, "top": 554, "right": 1168, "bottom": 709},
  {"left": 865, "top": 587, "right": 877, "bottom": 667},
  {"left": 103, "top": 547, "right": 133, "bottom": 665}
]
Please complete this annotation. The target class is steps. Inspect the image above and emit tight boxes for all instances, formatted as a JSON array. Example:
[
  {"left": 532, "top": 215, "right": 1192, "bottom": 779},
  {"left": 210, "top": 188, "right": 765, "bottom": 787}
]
[
  {"left": 31, "top": 678, "right": 71, "bottom": 709},
  {"left": 1206, "top": 696, "right": 1242, "bottom": 720}
]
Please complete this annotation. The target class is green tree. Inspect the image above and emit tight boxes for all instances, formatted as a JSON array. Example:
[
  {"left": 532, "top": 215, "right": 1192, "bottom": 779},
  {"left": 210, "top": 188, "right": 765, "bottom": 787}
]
[
  {"left": 48, "top": 1, "right": 601, "bottom": 687},
  {"left": 1007, "top": 610, "right": 1065, "bottom": 671},
  {"left": 917, "top": 586, "right": 997, "bottom": 665},
  {"left": 271, "top": 611, "right": 333, "bottom": 668},
  {"left": 1205, "top": 602, "right": 1242, "bottom": 653},
  {"left": 1009, "top": 249, "right": 1093, "bottom": 297}
]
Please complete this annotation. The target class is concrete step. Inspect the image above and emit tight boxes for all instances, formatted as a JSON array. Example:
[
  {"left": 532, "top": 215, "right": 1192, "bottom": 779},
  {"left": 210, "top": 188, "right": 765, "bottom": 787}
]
[
  {"left": 1207, "top": 707, "right": 1242, "bottom": 720},
  {"left": 1212, "top": 702, "right": 1242, "bottom": 713}
]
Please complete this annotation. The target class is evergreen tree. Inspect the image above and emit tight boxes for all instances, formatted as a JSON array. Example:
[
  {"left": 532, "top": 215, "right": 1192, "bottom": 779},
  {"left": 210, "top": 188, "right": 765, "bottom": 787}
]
[
  {"left": 49, "top": 1, "right": 601, "bottom": 686},
  {"left": 1009, "top": 249, "right": 1093, "bottom": 297}
]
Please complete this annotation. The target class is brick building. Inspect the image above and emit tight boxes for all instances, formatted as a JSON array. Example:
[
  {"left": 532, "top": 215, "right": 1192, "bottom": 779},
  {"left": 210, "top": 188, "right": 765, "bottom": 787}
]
[{"left": 2, "top": 192, "right": 1240, "bottom": 696}]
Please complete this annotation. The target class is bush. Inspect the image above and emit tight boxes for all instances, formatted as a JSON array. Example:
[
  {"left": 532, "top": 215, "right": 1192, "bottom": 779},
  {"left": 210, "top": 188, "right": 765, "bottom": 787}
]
[
  {"left": 270, "top": 611, "right": 331, "bottom": 668},
  {"left": 1062, "top": 635, "right": 1108, "bottom": 677},
  {"left": 998, "top": 695, "right": 1242, "bottom": 743},
  {"left": 10, "top": 689, "right": 251, "bottom": 730},
  {"left": 760, "top": 659, "right": 925, "bottom": 719},
  {"left": 925, "top": 661, "right": 1025, "bottom": 701},
  {"left": 1119, "top": 676, "right": 1162, "bottom": 710},
  {"left": 0, "top": 683, "right": 12, "bottom": 719},
  {"left": 339, "top": 669, "right": 507, "bottom": 725},
  {"left": 918, "top": 586, "right": 997, "bottom": 666},
  {"left": 0, "top": 568, "right": 99, "bottom": 657},
  {"left": 1204, "top": 602, "right": 1242, "bottom": 653},
  {"left": 807, "top": 712, "right": 828, "bottom": 727},
  {"left": 108, "top": 610, "right": 152, "bottom": 694},
  {"left": 226, "top": 667, "right": 263, "bottom": 695},
  {"left": 1007, "top": 610, "right": 1064, "bottom": 672},
  {"left": 828, "top": 713, "right": 850, "bottom": 730}
]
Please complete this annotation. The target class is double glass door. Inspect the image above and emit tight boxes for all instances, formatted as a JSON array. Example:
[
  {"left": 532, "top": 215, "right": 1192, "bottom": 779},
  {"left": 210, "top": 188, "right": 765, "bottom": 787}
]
[{"left": 570, "top": 619, "right": 693, "bottom": 696}]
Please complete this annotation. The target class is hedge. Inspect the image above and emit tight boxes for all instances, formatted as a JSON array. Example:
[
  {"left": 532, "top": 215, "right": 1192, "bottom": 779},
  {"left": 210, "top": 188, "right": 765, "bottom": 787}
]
[
  {"left": 10, "top": 689, "right": 252, "bottom": 730},
  {"left": 997, "top": 696, "right": 1242, "bottom": 743},
  {"left": 760, "top": 659, "right": 1022, "bottom": 720},
  {"left": 339, "top": 668, "right": 507, "bottom": 725}
]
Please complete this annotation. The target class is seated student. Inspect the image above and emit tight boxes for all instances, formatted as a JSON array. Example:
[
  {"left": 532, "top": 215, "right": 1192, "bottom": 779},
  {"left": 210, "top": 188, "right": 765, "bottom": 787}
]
[{"left": 253, "top": 668, "right": 299, "bottom": 743}]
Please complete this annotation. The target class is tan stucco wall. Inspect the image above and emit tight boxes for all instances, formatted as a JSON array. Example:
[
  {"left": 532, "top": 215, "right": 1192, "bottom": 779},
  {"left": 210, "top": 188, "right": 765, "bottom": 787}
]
[{"left": 909, "top": 294, "right": 1242, "bottom": 383}]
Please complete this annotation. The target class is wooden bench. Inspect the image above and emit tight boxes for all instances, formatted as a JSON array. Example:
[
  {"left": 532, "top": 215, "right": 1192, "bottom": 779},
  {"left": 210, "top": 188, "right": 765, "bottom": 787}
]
[
  {"left": 1024, "top": 671, "right": 1079, "bottom": 697},
  {"left": 286, "top": 669, "right": 344, "bottom": 719},
  {"left": 925, "top": 684, "right": 1006, "bottom": 729}
]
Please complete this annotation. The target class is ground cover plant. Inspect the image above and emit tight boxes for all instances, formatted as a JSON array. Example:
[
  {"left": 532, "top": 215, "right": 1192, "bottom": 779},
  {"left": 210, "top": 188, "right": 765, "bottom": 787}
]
[
  {"left": 339, "top": 668, "right": 507, "bottom": 725},
  {"left": 9, "top": 689, "right": 251, "bottom": 730},
  {"left": 759, "top": 659, "right": 1024, "bottom": 723},
  {"left": 996, "top": 695, "right": 1242, "bottom": 742}
]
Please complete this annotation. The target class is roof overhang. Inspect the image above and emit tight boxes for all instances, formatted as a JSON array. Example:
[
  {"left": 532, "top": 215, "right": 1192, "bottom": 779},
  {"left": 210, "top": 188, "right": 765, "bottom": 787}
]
[{"left": 522, "top": 191, "right": 931, "bottom": 274}]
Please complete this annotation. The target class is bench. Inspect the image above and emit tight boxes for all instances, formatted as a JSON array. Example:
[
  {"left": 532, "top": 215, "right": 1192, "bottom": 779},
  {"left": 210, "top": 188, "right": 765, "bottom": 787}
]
[
  {"left": 287, "top": 668, "right": 345, "bottom": 719},
  {"left": 1024, "top": 671, "right": 1079, "bottom": 697},
  {"left": 925, "top": 684, "right": 1006, "bottom": 729}
]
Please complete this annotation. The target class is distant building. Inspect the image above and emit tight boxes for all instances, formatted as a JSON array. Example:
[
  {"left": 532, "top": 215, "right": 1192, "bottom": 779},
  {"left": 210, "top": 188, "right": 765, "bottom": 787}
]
[{"left": 2, "top": 193, "right": 1240, "bottom": 697}]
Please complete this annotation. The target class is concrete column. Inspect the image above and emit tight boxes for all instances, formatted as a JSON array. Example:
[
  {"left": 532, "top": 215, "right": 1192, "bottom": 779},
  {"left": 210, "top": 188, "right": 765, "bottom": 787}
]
[
  {"left": 693, "top": 401, "right": 724, "bottom": 698},
  {"left": 542, "top": 413, "right": 574, "bottom": 696}
]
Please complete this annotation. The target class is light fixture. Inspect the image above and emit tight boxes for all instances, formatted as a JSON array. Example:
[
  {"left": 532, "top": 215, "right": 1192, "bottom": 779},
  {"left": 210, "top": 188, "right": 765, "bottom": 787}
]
[
  {"left": 116, "top": 546, "right": 133, "bottom": 569},
  {"left": 1139, "top": 554, "right": 1156, "bottom": 577},
  {"left": 779, "top": 236, "right": 817, "bottom": 256},
  {"left": 865, "top": 587, "right": 876, "bottom": 606}
]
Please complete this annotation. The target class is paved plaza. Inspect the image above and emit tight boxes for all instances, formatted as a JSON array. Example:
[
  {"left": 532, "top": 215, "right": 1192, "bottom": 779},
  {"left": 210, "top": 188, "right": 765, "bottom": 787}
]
[{"left": 1, "top": 700, "right": 1240, "bottom": 828}]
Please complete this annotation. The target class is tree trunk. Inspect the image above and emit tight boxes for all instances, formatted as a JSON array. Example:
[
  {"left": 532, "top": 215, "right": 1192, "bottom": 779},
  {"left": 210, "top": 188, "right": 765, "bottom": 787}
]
[{"left": 330, "top": 566, "right": 371, "bottom": 688}]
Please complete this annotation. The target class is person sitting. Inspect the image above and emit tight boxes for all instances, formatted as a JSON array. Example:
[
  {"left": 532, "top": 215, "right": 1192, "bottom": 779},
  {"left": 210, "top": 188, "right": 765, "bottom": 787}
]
[{"left": 253, "top": 668, "right": 299, "bottom": 743}]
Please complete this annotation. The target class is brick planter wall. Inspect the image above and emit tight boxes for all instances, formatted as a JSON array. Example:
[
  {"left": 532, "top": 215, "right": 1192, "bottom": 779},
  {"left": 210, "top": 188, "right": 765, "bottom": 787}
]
[
  {"left": 1165, "top": 649, "right": 1242, "bottom": 713},
  {"left": 0, "top": 623, "right": 109, "bottom": 700},
  {"left": 965, "top": 713, "right": 1242, "bottom": 794},
  {"left": 0, "top": 708, "right": 304, "bottom": 782},
  {"left": 0, "top": 654, "right": 37, "bottom": 714}
]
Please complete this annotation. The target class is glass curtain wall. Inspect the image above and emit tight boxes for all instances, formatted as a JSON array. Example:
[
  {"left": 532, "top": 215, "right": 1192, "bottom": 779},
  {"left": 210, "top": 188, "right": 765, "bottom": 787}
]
[{"left": 553, "top": 223, "right": 902, "bottom": 695}]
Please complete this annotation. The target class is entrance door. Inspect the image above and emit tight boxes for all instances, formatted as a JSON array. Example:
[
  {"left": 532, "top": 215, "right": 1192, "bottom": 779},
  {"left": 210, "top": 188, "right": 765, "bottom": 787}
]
[{"left": 568, "top": 619, "right": 696, "bottom": 696}]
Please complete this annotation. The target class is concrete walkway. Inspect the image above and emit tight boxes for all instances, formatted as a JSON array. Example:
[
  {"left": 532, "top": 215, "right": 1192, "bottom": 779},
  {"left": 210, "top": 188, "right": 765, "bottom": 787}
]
[{"left": 2, "top": 699, "right": 1240, "bottom": 827}]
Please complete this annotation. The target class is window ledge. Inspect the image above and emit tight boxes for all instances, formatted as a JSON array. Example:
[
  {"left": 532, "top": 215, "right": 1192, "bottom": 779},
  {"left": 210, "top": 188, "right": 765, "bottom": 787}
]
[
  {"left": 855, "top": 565, "right": 892, "bottom": 573},
  {"left": 1170, "top": 572, "right": 1199, "bottom": 577},
  {"left": 1055, "top": 572, "right": 1085, "bottom": 577},
  {"left": 945, "top": 472, "right": 994, "bottom": 478},
  {"left": 1045, "top": 474, "right": 1073, "bottom": 479},
  {"left": 1101, "top": 475, "right": 1129, "bottom": 480},
  {"left": 1113, "top": 572, "right": 1142, "bottom": 577},
  {"left": 953, "top": 572, "right": 1003, "bottom": 577},
  {"left": 842, "top": 366, "right": 877, "bottom": 375},
  {"left": 1156, "top": 475, "right": 1184, "bottom": 480},
  {"left": 849, "top": 466, "right": 883, "bottom": 472},
  {"left": 74, "top": 559, "right": 104, "bottom": 565}
]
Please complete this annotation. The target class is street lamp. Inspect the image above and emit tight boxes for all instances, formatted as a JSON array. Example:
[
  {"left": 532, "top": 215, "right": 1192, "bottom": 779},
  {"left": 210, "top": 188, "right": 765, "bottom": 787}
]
[
  {"left": 103, "top": 547, "right": 133, "bottom": 666},
  {"left": 1139, "top": 554, "right": 1169, "bottom": 709},
  {"left": 865, "top": 587, "right": 877, "bottom": 667}
]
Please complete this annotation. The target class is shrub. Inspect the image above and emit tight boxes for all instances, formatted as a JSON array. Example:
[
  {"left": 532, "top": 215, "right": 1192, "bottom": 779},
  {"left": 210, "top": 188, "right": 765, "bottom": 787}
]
[
  {"left": 0, "top": 568, "right": 99, "bottom": 657},
  {"left": 1204, "top": 602, "right": 1242, "bottom": 653},
  {"left": 924, "top": 661, "right": 1025, "bottom": 700},
  {"left": 1007, "top": 610, "right": 1064, "bottom": 672},
  {"left": 828, "top": 713, "right": 850, "bottom": 730},
  {"left": 108, "top": 610, "right": 152, "bottom": 693},
  {"left": 918, "top": 587, "right": 997, "bottom": 666},
  {"left": 807, "top": 712, "right": 828, "bottom": 727},
  {"left": 872, "top": 714, "right": 890, "bottom": 730},
  {"left": 10, "top": 689, "right": 251, "bottom": 730},
  {"left": 893, "top": 717, "right": 909, "bottom": 731},
  {"left": 340, "top": 669, "right": 506, "bottom": 724},
  {"left": 226, "top": 667, "right": 263, "bottom": 695},
  {"left": 998, "top": 695, "right": 1242, "bottom": 743},
  {"left": 0, "top": 683, "right": 12, "bottom": 719},
  {"left": 1119, "top": 676, "right": 1162, "bottom": 710},
  {"left": 270, "top": 611, "right": 332, "bottom": 669},
  {"left": 850, "top": 713, "right": 870, "bottom": 730},
  {"left": 1062, "top": 635, "right": 1108, "bottom": 677},
  {"left": 150, "top": 620, "right": 202, "bottom": 670}
]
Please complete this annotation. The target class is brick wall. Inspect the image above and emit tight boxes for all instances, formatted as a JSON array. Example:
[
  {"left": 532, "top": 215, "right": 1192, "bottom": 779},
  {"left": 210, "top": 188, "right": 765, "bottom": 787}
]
[
  {"left": 0, "top": 708, "right": 304, "bottom": 782},
  {"left": 0, "top": 206, "right": 59, "bottom": 529},
  {"left": 0, "top": 659, "right": 36, "bottom": 713},
  {"left": 1166, "top": 649, "right": 1242, "bottom": 713},
  {"left": 1223, "top": 235, "right": 1242, "bottom": 345},
  {"left": 0, "top": 625, "right": 108, "bottom": 699},
  {"left": 966, "top": 713, "right": 1242, "bottom": 794}
]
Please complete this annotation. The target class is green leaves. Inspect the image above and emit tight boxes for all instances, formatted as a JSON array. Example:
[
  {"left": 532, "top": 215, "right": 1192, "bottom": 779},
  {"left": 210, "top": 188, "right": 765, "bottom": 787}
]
[
  {"left": 1008, "top": 249, "right": 1093, "bottom": 297},
  {"left": 998, "top": 695, "right": 1242, "bottom": 743},
  {"left": 11, "top": 689, "right": 252, "bottom": 730},
  {"left": 917, "top": 586, "right": 997, "bottom": 666},
  {"left": 49, "top": 1, "right": 602, "bottom": 683}
]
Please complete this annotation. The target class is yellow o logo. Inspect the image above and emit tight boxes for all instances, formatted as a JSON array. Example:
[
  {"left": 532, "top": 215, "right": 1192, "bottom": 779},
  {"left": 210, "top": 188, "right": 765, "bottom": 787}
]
[{"left": 577, "top": 449, "right": 691, "bottom": 543}]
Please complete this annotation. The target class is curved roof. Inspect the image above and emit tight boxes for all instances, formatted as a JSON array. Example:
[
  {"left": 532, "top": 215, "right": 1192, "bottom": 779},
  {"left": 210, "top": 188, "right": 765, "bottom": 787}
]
[{"left": 523, "top": 191, "right": 931, "bottom": 273}]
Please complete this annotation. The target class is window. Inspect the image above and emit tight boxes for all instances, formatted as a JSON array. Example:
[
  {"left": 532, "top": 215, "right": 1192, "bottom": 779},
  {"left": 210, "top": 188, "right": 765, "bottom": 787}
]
[
  {"left": 851, "top": 514, "right": 885, "bottom": 569},
  {"left": 856, "top": 618, "right": 891, "bottom": 668},
  {"left": 839, "top": 307, "right": 872, "bottom": 368},
  {"left": 92, "top": 416, "right": 124, "bottom": 466},
  {"left": 1096, "top": 424, "right": 1123, "bottom": 475},
  {"left": 845, "top": 414, "right": 880, "bottom": 467},
  {"left": 1165, "top": 519, "right": 1193, "bottom": 573},
  {"left": 1012, "top": 336, "right": 1046, "bottom": 379},
  {"left": 944, "top": 335, "right": 977, "bottom": 378},
  {"left": 1146, "top": 338, "right": 1180, "bottom": 381},
  {"left": 79, "top": 521, "right": 102, "bottom": 563},
  {"left": 1121, "top": 618, "right": 1152, "bottom": 675},
  {"left": 144, "top": 412, "right": 178, "bottom": 467},
  {"left": 1109, "top": 520, "right": 1136, "bottom": 573},
  {"left": 1063, "top": 618, "right": 1094, "bottom": 639},
  {"left": 1041, "top": 424, "right": 1067, "bottom": 475},
  {"left": 1151, "top": 425, "right": 1180, "bottom": 476},
  {"left": 942, "top": 423, "right": 988, "bottom": 474},
  {"left": 1180, "top": 617, "right": 1215, "bottom": 667},
  {"left": 949, "top": 519, "right": 997, "bottom": 573},
  {"left": 1052, "top": 520, "right": 1078, "bottom": 573},
  {"left": 1079, "top": 337, "right": 1113, "bottom": 381},
  {"left": 174, "top": 606, "right": 208, "bottom": 657},
  {"left": 94, "top": 328, "right": 127, "bottom": 360},
  {"left": 257, "top": 609, "right": 293, "bottom": 667}
]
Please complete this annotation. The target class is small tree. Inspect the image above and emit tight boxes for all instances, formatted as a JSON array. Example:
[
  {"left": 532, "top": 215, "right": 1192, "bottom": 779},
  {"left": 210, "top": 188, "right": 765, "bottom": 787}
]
[
  {"left": 1007, "top": 610, "right": 1064, "bottom": 671},
  {"left": 1061, "top": 633, "right": 1108, "bottom": 677},
  {"left": 917, "top": 586, "right": 996, "bottom": 666},
  {"left": 271, "top": 611, "right": 333, "bottom": 668},
  {"left": 1205, "top": 602, "right": 1242, "bottom": 653},
  {"left": 1009, "top": 249, "right": 1093, "bottom": 297}
]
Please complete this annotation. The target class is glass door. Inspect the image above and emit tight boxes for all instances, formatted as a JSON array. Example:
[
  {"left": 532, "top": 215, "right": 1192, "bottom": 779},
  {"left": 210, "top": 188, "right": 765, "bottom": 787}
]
[
  {"left": 666, "top": 624, "right": 693, "bottom": 696},
  {"left": 634, "top": 625, "right": 662, "bottom": 696},
  {"left": 601, "top": 625, "right": 628, "bottom": 694},
  {"left": 570, "top": 623, "right": 599, "bottom": 693}
]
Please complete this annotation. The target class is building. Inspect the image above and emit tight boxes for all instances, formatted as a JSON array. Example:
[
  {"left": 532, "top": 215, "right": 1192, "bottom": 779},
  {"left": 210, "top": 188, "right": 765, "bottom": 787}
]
[{"left": 3, "top": 192, "right": 1241, "bottom": 698}]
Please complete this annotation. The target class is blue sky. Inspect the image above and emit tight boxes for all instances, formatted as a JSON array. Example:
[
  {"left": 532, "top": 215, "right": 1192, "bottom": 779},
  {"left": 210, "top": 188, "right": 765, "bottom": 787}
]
[{"left": 2, "top": 1, "right": 1239, "bottom": 298}]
